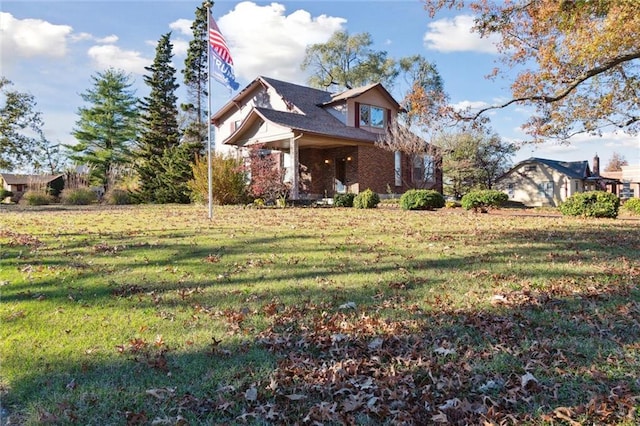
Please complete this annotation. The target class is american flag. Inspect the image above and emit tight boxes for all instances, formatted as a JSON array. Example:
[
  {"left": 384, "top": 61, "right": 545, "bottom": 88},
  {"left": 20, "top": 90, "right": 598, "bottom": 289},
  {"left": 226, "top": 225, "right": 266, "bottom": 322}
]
[{"left": 208, "top": 14, "right": 233, "bottom": 66}]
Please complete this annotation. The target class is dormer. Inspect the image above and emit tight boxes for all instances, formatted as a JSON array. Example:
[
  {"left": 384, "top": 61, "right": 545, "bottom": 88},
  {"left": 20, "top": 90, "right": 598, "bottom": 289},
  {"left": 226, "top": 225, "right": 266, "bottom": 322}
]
[{"left": 321, "top": 83, "right": 400, "bottom": 133}]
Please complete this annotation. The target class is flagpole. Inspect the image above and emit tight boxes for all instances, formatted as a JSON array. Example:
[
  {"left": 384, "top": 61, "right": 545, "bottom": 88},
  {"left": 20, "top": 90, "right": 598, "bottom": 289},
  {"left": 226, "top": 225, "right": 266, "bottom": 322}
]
[{"left": 206, "top": 1, "right": 214, "bottom": 220}]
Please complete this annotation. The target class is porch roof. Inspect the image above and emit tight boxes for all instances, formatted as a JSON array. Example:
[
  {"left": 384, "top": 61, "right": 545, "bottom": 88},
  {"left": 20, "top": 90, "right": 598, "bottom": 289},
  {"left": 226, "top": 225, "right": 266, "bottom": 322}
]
[
  {"left": 255, "top": 108, "right": 378, "bottom": 142},
  {"left": 223, "top": 105, "right": 379, "bottom": 147}
]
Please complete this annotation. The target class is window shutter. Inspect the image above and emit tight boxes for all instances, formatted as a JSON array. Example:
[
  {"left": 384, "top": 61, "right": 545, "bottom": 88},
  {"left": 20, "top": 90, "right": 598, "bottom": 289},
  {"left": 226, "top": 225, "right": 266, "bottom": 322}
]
[
  {"left": 354, "top": 102, "right": 360, "bottom": 128},
  {"left": 386, "top": 109, "right": 392, "bottom": 128}
]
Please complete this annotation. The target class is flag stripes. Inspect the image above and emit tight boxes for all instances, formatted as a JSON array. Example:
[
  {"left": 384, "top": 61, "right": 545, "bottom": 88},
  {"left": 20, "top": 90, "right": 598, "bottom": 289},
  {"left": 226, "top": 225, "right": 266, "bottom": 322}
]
[{"left": 208, "top": 15, "right": 233, "bottom": 65}]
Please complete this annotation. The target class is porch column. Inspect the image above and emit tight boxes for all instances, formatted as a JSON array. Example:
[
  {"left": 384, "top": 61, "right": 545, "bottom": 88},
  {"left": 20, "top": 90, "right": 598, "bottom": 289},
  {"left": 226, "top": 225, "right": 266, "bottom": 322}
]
[{"left": 290, "top": 136, "right": 300, "bottom": 200}]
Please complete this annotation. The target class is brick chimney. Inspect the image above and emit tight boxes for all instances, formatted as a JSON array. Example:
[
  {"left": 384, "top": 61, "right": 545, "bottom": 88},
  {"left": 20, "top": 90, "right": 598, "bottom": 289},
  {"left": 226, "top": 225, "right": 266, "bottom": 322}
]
[{"left": 592, "top": 153, "right": 600, "bottom": 176}]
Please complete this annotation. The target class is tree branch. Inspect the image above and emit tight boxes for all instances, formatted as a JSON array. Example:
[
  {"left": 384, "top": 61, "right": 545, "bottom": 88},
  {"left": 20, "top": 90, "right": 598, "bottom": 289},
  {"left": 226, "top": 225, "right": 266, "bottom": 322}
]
[{"left": 463, "top": 51, "right": 640, "bottom": 120}]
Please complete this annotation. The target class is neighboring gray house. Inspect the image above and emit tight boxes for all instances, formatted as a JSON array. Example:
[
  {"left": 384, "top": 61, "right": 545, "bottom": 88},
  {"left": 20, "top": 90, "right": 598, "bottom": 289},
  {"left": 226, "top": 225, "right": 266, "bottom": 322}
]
[{"left": 494, "top": 155, "right": 618, "bottom": 207}]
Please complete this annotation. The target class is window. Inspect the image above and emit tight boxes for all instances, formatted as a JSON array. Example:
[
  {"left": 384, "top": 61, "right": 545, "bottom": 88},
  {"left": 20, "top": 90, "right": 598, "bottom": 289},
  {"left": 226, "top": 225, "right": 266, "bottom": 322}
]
[
  {"left": 412, "top": 155, "right": 435, "bottom": 183},
  {"left": 507, "top": 183, "right": 515, "bottom": 198},
  {"left": 525, "top": 165, "right": 537, "bottom": 172},
  {"left": 359, "top": 104, "right": 386, "bottom": 128},
  {"left": 538, "top": 181, "right": 553, "bottom": 198},
  {"left": 394, "top": 151, "right": 401, "bottom": 186}
]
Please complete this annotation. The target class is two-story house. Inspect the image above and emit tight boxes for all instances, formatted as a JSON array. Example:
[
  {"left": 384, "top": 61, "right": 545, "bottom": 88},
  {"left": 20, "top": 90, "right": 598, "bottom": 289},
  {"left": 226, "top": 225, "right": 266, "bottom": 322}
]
[{"left": 211, "top": 76, "right": 442, "bottom": 201}]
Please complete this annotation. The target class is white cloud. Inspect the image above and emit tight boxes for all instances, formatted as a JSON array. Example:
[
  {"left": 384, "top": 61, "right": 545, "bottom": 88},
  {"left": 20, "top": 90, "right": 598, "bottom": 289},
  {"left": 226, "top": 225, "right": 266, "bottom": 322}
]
[
  {"left": 172, "top": 39, "right": 189, "bottom": 57},
  {"left": 96, "top": 34, "right": 119, "bottom": 44},
  {"left": 0, "top": 12, "right": 73, "bottom": 62},
  {"left": 451, "top": 99, "right": 489, "bottom": 111},
  {"left": 87, "top": 45, "right": 150, "bottom": 75},
  {"left": 423, "top": 15, "right": 498, "bottom": 54},
  {"left": 71, "top": 32, "right": 93, "bottom": 42},
  {"left": 218, "top": 1, "right": 346, "bottom": 83},
  {"left": 169, "top": 18, "right": 193, "bottom": 36}
]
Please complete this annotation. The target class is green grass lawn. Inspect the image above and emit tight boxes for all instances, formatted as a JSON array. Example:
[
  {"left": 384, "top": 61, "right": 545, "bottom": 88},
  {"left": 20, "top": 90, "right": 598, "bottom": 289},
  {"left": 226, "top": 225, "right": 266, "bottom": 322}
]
[{"left": 1, "top": 204, "right": 639, "bottom": 425}]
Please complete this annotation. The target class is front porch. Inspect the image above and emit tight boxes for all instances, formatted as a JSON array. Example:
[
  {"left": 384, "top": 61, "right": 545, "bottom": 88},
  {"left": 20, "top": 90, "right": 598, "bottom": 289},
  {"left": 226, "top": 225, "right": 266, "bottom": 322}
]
[{"left": 262, "top": 140, "right": 398, "bottom": 201}]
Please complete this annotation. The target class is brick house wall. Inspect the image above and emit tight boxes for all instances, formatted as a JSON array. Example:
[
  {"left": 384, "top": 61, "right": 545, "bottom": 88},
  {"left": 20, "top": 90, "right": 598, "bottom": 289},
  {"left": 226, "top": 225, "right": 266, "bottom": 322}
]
[
  {"left": 357, "top": 145, "right": 395, "bottom": 194},
  {"left": 297, "top": 145, "right": 443, "bottom": 198}
]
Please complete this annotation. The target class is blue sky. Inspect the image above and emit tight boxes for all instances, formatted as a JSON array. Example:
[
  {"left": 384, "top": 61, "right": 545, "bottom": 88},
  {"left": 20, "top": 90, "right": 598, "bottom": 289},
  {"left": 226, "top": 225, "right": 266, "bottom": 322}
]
[{"left": 2, "top": 0, "right": 638, "bottom": 169}]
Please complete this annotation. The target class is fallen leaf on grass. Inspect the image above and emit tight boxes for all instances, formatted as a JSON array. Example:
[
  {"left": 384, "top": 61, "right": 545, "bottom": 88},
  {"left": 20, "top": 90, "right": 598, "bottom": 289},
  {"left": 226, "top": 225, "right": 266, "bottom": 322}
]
[
  {"left": 431, "top": 412, "right": 448, "bottom": 423},
  {"left": 434, "top": 346, "right": 456, "bottom": 356},
  {"left": 285, "top": 394, "right": 307, "bottom": 401},
  {"left": 368, "top": 337, "right": 383, "bottom": 350},
  {"left": 438, "top": 398, "right": 460, "bottom": 410},
  {"left": 146, "top": 387, "right": 176, "bottom": 400},
  {"left": 125, "top": 410, "right": 148, "bottom": 425},
  {"left": 521, "top": 372, "right": 538, "bottom": 389},
  {"left": 553, "top": 407, "right": 581, "bottom": 426},
  {"left": 245, "top": 386, "right": 258, "bottom": 401},
  {"left": 338, "top": 301, "right": 356, "bottom": 309}
]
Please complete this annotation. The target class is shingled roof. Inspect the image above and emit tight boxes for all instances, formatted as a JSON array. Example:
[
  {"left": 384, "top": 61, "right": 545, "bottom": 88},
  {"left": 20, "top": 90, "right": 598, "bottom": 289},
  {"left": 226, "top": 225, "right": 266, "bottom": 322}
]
[
  {"left": 521, "top": 158, "right": 591, "bottom": 179},
  {"left": 0, "top": 173, "right": 63, "bottom": 185}
]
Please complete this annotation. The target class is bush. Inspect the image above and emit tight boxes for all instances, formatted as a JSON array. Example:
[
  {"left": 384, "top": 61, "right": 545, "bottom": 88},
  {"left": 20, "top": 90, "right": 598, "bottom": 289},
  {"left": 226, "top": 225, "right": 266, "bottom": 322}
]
[
  {"left": 353, "top": 189, "right": 380, "bottom": 209},
  {"left": 104, "top": 189, "right": 133, "bottom": 205},
  {"left": 399, "top": 189, "right": 445, "bottom": 210},
  {"left": 0, "top": 189, "right": 13, "bottom": 201},
  {"left": 461, "top": 190, "right": 508, "bottom": 212},
  {"left": 188, "top": 154, "right": 249, "bottom": 205},
  {"left": 333, "top": 193, "right": 355, "bottom": 207},
  {"left": 22, "top": 190, "right": 54, "bottom": 206},
  {"left": 623, "top": 198, "right": 640, "bottom": 215},
  {"left": 559, "top": 191, "right": 619, "bottom": 218},
  {"left": 60, "top": 188, "right": 97, "bottom": 205}
]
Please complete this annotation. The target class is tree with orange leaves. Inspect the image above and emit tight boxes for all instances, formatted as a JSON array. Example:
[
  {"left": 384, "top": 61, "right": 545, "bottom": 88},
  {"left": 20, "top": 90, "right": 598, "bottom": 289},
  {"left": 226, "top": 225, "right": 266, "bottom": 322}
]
[{"left": 423, "top": 0, "right": 640, "bottom": 142}]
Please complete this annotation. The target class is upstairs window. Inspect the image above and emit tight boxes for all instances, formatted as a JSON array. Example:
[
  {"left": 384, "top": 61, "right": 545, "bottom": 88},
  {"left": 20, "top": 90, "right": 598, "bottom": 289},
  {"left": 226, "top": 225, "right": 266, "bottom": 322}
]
[{"left": 359, "top": 104, "right": 386, "bottom": 128}]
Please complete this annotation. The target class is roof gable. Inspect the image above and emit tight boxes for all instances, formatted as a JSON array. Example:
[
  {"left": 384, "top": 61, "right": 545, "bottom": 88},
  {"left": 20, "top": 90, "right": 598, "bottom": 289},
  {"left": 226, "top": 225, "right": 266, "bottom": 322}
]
[
  {"left": 211, "top": 76, "right": 333, "bottom": 124},
  {"left": 325, "top": 83, "right": 400, "bottom": 109}
]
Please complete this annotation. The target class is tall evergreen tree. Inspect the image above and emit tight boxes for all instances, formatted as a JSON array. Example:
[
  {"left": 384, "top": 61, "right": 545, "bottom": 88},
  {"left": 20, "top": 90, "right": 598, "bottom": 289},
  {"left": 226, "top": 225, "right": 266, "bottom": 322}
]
[
  {"left": 181, "top": 2, "right": 208, "bottom": 146},
  {"left": 67, "top": 69, "right": 139, "bottom": 190},
  {"left": 137, "top": 32, "right": 191, "bottom": 203}
]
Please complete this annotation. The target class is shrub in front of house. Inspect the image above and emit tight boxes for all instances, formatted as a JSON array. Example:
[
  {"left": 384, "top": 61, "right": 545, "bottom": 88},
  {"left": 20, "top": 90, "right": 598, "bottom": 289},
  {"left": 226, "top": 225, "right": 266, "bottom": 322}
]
[
  {"left": 623, "top": 198, "right": 640, "bottom": 215},
  {"left": 104, "top": 189, "right": 133, "bottom": 205},
  {"left": 60, "top": 188, "right": 97, "bottom": 205},
  {"left": 0, "top": 189, "right": 13, "bottom": 202},
  {"left": 461, "top": 190, "right": 508, "bottom": 212},
  {"left": 333, "top": 193, "right": 355, "bottom": 207},
  {"left": 353, "top": 189, "right": 380, "bottom": 209},
  {"left": 188, "top": 155, "right": 249, "bottom": 205},
  {"left": 399, "top": 189, "right": 445, "bottom": 210},
  {"left": 559, "top": 191, "right": 619, "bottom": 218},
  {"left": 22, "top": 190, "right": 54, "bottom": 206}
]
